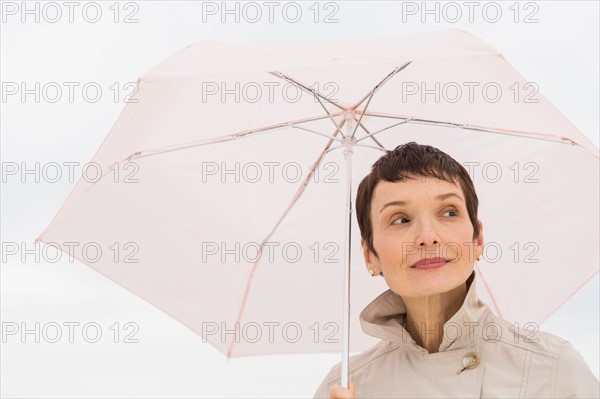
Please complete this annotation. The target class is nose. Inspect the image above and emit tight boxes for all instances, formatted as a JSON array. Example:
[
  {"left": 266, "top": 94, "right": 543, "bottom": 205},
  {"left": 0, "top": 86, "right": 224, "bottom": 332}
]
[{"left": 414, "top": 217, "right": 440, "bottom": 248}]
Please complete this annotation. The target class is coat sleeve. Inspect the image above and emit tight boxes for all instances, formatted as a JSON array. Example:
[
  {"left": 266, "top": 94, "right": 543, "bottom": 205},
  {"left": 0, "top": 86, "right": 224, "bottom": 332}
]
[
  {"left": 313, "top": 366, "right": 355, "bottom": 399},
  {"left": 553, "top": 341, "right": 599, "bottom": 398},
  {"left": 313, "top": 372, "right": 332, "bottom": 399}
]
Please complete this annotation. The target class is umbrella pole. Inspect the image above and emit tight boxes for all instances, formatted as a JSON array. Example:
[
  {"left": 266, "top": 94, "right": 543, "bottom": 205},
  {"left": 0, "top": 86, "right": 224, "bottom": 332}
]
[{"left": 340, "top": 113, "right": 355, "bottom": 389}]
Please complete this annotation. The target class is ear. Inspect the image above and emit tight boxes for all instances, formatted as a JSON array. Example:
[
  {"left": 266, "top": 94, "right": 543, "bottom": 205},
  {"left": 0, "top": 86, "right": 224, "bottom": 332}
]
[
  {"left": 361, "top": 238, "right": 379, "bottom": 274},
  {"left": 475, "top": 219, "right": 484, "bottom": 259}
]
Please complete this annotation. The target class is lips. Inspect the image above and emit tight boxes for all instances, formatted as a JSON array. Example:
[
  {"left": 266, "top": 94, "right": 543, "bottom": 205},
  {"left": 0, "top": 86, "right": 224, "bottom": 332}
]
[{"left": 411, "top": 257, "right": 449, "bottom": 269}]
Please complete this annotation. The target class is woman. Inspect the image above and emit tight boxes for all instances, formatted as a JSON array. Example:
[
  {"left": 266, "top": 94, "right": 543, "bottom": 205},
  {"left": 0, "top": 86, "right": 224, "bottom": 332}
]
[{"left": 313, "top": 142, "right": 599, "bottom": 399}]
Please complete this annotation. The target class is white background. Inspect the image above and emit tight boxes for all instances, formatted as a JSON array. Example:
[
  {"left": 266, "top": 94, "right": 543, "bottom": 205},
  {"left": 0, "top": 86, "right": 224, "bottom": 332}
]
[{"left": 1, "top": 1, "right": 598, "bottom": 397}]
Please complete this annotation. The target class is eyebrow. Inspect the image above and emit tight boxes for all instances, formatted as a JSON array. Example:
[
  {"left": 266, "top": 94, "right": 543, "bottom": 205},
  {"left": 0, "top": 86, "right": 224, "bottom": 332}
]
[{"left": 379, "top": 192, "right": 463, "bottom": 213}]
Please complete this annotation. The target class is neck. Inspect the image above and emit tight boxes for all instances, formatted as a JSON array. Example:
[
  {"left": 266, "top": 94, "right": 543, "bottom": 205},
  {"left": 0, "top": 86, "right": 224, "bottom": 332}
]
[{"left": 403, "top": 283, "right": 468, "bottom": 354}]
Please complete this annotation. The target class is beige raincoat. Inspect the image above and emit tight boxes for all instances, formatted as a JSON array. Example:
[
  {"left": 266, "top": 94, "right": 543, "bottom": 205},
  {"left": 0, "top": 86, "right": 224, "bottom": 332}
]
[{"left": 314, "top": 271, "right": 599, "bottom": 398}]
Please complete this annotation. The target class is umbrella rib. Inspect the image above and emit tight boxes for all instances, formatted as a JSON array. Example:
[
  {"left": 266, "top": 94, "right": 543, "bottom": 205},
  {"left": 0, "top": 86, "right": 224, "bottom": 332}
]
[
  {"left": 358, "top": 112, "right": 598, "bottom": 157},
  {"left": 457, "top": 125, "right": 589, "bottom": 148},
  {"left": 355, "top": 118, "right": 413, "bottom": 143},
  {"left": 74, "top": 114, "right": 347, "bottom": 198},
  {"left": 269, "top": 71, "right": 346, "bottom": 139},
  {"left": 348, "top": 63, "right": 411, "bottom": 142},
  {"left": 326, "top": 142, "right": 387, "bottom": 154},
  {"left": 350, "top": 62, "right": 412, "bottom": 112},
  {"left": 350, "top": 115, "right": 391, "bottom": 150},
  {"left": 268, "top": 71, "right": 345, "bottom": 111},
  {"left": 350, "top": 92, "right": 375, "bottom": 140},
  {"left": 290, "top": 125, "right": 346, "bottom": 141},
  {"left": 226, "top": 120, "right": 347, "bottom": 358},
  {"left": 126, "top": 113, "right": 345, "bottom": 161}
]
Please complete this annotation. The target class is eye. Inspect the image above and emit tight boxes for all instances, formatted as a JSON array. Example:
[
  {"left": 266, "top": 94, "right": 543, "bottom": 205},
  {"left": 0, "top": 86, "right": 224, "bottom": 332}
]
[
  {"left": 443, "top": 207, "right": 459, "bottom": 217},
  {"left": 391, "top": 215, "right": 410, "bottom": 225}
]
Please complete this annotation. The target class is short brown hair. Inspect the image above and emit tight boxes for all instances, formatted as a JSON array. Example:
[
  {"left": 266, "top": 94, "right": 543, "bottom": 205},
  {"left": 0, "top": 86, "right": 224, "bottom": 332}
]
[{"left": 356, "top": 142, "right": 480, "bottom": 257}]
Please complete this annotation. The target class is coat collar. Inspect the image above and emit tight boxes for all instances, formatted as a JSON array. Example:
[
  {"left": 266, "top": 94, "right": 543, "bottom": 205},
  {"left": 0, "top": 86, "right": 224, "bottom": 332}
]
[{"left": 359, "top": 270, "right": 493, "bottom": 353}]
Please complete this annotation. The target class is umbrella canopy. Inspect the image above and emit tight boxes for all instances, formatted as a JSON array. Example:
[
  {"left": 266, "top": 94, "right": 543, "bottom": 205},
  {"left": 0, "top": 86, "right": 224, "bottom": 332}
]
[{"left": 37, "top": 28, "right": 599, "bottom": 361}]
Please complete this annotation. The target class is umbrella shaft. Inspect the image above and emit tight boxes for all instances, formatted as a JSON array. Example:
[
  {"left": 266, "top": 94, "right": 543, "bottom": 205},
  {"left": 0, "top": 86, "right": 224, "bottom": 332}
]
[{"left": 341, "top": 114, "right": 354, "bottom": 389}]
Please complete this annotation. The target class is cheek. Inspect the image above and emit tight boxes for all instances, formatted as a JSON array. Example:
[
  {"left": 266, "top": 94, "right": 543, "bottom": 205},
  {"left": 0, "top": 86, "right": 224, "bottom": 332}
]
[
  {"left": 450, "top": 227, "right": 478, "bottom": 261},
  {"left": 451, "top": 242, "right": 477, "bottom": 263},
  {"left": 375, "top": 235, "right": 412, "bottom": 266}
]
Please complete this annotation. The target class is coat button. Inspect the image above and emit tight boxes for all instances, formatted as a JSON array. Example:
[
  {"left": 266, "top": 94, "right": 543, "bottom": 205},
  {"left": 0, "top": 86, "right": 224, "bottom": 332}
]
[
  {"left": 456, "top": 352, "right": 480, "bottom": 374},
  {"left": 463, "top": 352, "right": 480, "bottom": 369}
]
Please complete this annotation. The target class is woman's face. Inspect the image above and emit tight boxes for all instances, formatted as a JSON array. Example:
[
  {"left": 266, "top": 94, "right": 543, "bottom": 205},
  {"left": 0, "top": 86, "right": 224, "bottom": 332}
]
[{"left": 362, "top": 175, "right": 484, "bottom": 298}]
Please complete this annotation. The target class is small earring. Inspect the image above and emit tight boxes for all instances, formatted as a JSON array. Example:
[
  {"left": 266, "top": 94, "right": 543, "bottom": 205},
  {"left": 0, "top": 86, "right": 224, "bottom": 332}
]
[
  {"left": 369, "top": 269, "right": 375, "bottom": 276},
  {"left": 477, "top": 256, "right": 481, "bottom": 261}
]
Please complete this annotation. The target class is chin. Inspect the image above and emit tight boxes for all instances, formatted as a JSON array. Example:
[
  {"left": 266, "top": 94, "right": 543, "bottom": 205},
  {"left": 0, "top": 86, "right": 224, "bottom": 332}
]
[{"left": 389, "top": 265, "right": 473, "bottom": 298}]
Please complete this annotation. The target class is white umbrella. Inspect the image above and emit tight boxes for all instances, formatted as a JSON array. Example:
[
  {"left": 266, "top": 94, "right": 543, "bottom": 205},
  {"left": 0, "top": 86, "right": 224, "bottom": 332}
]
[{"left": 37, "top": 28, "right": 599, "bottom": 387}]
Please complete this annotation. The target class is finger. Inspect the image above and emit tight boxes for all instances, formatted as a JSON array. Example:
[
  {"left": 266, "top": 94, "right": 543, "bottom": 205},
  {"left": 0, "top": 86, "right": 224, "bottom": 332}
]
[
  {"left": 349, "top": 380, "right": 356, "bottom": 395},
  {"left": 328, "top": 384, "right": 355, "bottom": 399},
  {"left": 328, "top": 384, "right": 340, "bottom": 399}
]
